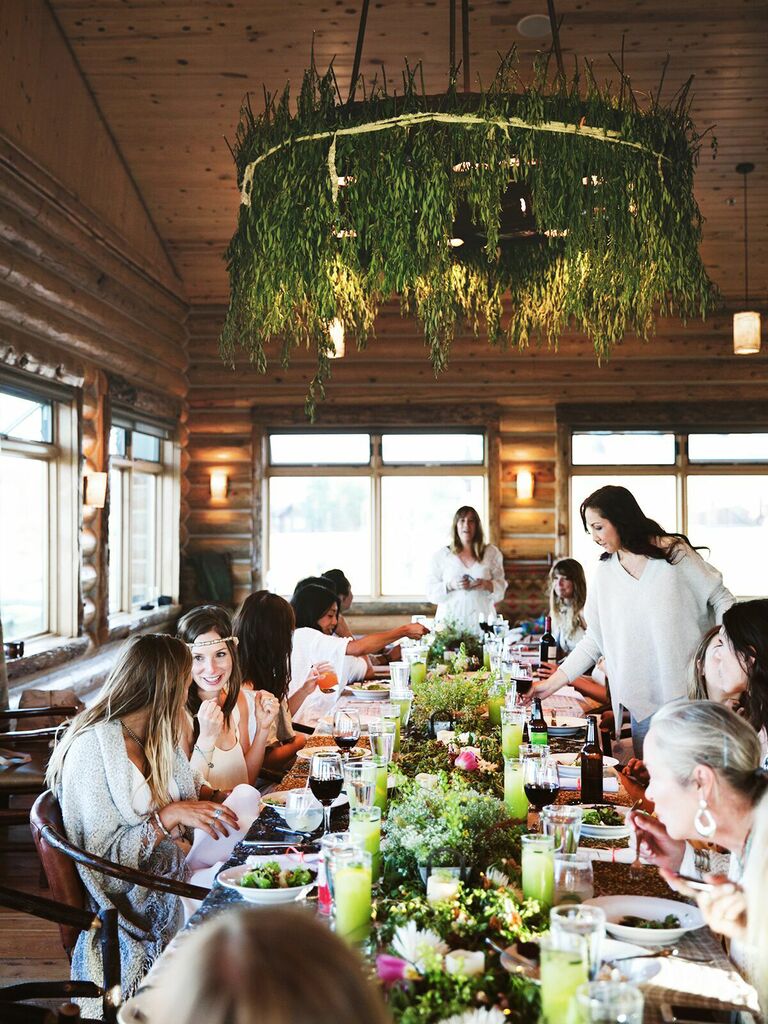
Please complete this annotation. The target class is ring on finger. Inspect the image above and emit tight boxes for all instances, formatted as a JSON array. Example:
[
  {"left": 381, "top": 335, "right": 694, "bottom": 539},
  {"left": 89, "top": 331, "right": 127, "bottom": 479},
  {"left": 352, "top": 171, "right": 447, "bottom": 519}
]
[{"left": 213, "top": 808, "right": 223, "bottom": 820}]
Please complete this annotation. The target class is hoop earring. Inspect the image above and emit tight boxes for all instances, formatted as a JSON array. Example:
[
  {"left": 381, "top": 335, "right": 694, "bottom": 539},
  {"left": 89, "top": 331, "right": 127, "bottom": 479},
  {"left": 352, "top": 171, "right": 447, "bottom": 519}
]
[{"left": 694, "top": 798, "right": 717, "bottom": 839}]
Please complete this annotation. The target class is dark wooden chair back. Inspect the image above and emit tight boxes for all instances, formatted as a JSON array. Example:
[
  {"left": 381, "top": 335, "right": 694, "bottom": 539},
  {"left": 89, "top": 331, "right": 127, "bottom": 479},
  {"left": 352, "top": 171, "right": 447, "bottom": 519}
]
[{"left": 30, "top": 791, "right": 87, "bottom": 957}]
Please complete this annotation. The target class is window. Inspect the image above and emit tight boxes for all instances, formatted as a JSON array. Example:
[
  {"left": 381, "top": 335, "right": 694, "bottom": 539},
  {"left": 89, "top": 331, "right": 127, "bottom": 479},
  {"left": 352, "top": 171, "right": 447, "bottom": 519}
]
[
  {"left": 108, "top": 418, "right": 180, "bottom": 615},
  {"left": 0, "top": 380, "right": 77, "bottom": 642},
  {"left": 266, "top": 432, "right": 487, "bottom": 599},
  {"left": 568, "top": 430, "right": 768, "bottom": 598}
]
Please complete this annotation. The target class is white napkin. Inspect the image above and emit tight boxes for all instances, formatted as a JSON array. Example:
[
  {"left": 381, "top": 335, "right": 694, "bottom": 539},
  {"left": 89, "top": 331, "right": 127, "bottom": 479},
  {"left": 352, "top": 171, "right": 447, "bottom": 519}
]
[{"left": 558, "top": 774, "right": 619, "bottom": 792}]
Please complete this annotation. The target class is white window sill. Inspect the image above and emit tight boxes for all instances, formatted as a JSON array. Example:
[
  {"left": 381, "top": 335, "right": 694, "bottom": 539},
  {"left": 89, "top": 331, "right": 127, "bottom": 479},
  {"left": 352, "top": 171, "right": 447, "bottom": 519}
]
[{"left": 107, "top": 604, "right": 181, "bottom": 642}]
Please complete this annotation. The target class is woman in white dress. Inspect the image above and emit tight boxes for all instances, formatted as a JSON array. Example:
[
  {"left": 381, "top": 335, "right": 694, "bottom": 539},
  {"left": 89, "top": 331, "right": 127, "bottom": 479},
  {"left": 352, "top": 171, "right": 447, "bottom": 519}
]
[
  {"left": 426, "top": 505, "right": 507, "bottom": 632},
  {"left": 548, "top": 558, "right": 587, "bottom": 654}
]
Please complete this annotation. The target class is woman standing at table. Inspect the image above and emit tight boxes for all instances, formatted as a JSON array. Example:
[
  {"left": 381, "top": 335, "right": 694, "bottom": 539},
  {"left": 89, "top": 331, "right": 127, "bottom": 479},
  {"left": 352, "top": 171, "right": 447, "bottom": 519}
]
[
  {"left": 531, "top": 485, "right": 733, "bottom": 755},
  {"left": 426, "top": 505, "right": 507, "bottom": 632}
]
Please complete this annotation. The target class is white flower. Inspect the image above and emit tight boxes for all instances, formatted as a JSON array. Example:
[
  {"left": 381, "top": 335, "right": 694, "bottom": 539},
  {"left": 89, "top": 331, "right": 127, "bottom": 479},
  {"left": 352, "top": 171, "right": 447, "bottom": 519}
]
[
  {"left": 438, "top": 1008, "right": 507, "bottom": 1024},
  {"left": 414, "top": 772, "right": 440, "bottom": 791},
  {"left": 485, "top": 866, "right": 510, "bottom": 889},
  {"left": 391, "top": 921, "right": 449, "bottom": 973}
]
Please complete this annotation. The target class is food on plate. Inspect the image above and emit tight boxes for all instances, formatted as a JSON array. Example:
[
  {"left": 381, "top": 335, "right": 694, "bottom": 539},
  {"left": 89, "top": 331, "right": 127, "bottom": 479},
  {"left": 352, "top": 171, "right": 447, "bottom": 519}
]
[
  {"left": 239, "top": 861, "right": 316, "bottom": 890},
  {"left": 582, "top": 805, "right": 625, "bottom": 827},
  {"left": 618, "top": 913, "right": 682, "bottom": 930},
  {"left": 349, "top": 681, "right": 390, "bottom": 692}
]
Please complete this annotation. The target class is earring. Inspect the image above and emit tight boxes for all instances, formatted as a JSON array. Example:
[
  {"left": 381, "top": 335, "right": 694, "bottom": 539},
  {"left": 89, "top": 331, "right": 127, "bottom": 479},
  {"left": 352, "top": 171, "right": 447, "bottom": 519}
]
[{"left": 694, "top": 797, "right": 717, "bottom": 839}]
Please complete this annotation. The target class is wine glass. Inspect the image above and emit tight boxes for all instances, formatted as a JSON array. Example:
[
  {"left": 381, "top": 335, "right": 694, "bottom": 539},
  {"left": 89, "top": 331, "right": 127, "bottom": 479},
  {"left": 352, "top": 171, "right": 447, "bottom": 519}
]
[
  {"left": 333, "top": 710, "right": 361, "bottom": 758},
  {"left": 309, "top": 752, "right": 344, "bottom": 834},
  {"left": 523, "top": 754, "right": 560, "bottom": 831}
]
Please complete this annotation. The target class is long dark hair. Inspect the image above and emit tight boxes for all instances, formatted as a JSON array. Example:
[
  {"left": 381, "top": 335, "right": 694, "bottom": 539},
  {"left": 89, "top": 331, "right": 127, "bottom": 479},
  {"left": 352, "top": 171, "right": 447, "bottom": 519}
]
[
  {"left": 322, "top": 569, "right": 351, "bottom": 600},
  {"left": 291, "top": 584, "right": 339, "bottom": 631},
  {"left": 177, "top": 606, "right": 241, "bottom": 729},
  {"left": 233, "top": 591, "right": 295, "bottom": 702},
  {"left": 722, "top": 600, "right": 768, "bottom": 733},
  {"left": 580, "top": 485, "right": 695, "bottom": 563}
]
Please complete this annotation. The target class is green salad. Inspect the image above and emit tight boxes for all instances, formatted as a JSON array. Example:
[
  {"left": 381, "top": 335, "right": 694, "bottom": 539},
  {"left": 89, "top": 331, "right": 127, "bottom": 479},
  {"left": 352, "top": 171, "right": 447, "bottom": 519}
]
[
  {"left": 239, "top": 861, "right": 315, "bottom": 890},
  {"left": 619, "top": 914, "right": 682, "bottom": 930},
  {"left": 582, "top": 805, "right": 625, "bottom": 827},
  {"left": 351, "top": 681, "right": 389, "bottom": 691}
]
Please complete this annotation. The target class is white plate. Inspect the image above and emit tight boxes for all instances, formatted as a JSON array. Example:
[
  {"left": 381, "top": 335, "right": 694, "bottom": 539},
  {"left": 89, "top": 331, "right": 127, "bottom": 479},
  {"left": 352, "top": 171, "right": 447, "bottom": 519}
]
[
  {"left": 584, "top": 895, "right": 704, "bottom": 947},
  {"left": 216, "top": 856, "right": 317, "bottom": 905},
  {"left": 545, "top": 715, "right": 588, "bottom": 736},
  {"left": 555, "top": 753, "right": 619, "bottom": 778},
  {"left": 579, "top": 803, "right": 631, "bottom": 839},
  {"left": 295, "top": 745, "right": 367, "bottom": 761},
  {"left": 260, "top": 787, "right": 348, "bottom": 815},
  {"left": 601, "top": 937, "right": 662, "bottom": 982},
  {"left": 344, "top": 685, "right": 391, "bottom": 701}
]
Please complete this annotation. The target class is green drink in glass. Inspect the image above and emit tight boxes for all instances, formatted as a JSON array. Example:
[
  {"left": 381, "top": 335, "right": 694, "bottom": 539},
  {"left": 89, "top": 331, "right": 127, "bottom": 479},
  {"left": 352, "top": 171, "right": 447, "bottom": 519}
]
[
  {"left": 538, "top": 931, "right": 589, "bottom": 1023},
  {"left": 381, "top": 703, "right": 401, "bottom": 754},
  {"left": 331, "top": 848, "right": 373, "bottom": 944},
  {"left": 501, "top": 707, "right": 525, "bottom": 758},
  {"left": 487, "top": 679, "right": 506, "bottom": 727},
  {"left": 372, "top": 756, "right": 389, "bottom": 812},
  {"left": 503, "top": 756, "right": 529, "bottom": 820},
  {"left": 392, "top": 695, "right": 413, "bottom": 728},
  {"left": 410, "top": 659, "right": 427, "bottom": 687},
  {"left": 349, "top": 805, "right": 382, "bottom": 878},
  {"left": 521, "top": 833, "right": 555, "bottom": 909}
]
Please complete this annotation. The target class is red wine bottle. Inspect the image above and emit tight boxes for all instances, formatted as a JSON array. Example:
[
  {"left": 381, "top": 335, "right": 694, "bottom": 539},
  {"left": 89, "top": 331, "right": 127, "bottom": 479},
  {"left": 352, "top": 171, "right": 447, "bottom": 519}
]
[
  {"left": 580, "top": 714, "right": 604, "bottom": 803},
  {"left": 539, "top": 615, "right": 557, "bottom": 665},
  {"left": 529, "top": 698, "right": 549, "bottom": 746}
]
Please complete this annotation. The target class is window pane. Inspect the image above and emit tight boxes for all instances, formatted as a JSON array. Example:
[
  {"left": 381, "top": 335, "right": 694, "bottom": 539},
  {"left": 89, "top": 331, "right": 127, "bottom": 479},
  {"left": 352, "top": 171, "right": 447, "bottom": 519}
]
[
  {"left": 132, "top": 431, "right": 160, "bottom": 462},
  {"left": 0, "top": 454, "right": 48, "bottom": 638},
  {"left": 109, "top": 426, "right": 126, "bottom": 457},
  {"left": 269, "top": 434, "right": 370, "bottom": 465},
  {"left": 108, "top": 469, "right": 124, "bottom": 613},
  {"left": 267, "top": 477, "right": 371, "bottom": 595},
  {"left": 687, "top": 476, "right": 768, "bottom": 597},
  {"left": 572, "top": 432, "right": 676, "bottom": 466},
  {"left": 569, "top": 474, "right": 678, "bottom": 580},
  {"left": 131, "top": 472, "right": 157, "bottom": 605},
  {"left": 0, "top": 390, "right": 52, "bottom": 443},
  {"left": 381, "top": 433, "right": 484, "bottom": 464},
  {"left": 688, "top": 434, "right": 768, "bottom": 463},
  {"left": 381, "top": 476, "right": 486, "bottom": 596}
]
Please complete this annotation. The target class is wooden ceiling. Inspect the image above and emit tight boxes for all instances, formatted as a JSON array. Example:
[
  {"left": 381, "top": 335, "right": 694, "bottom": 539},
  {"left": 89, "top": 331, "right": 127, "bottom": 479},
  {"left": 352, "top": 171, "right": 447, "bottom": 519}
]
[{"left": 50, "top": 0, "right": 767, "bottom": 307}]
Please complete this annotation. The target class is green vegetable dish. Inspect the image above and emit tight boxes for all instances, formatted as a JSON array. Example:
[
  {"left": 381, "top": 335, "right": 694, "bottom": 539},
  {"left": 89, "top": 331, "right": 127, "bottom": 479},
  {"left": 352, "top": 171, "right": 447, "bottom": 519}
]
[
  {"left": 239, "top": 861, "right": 316, "bottom": 890},
  {"left": 618, "top": 914, "right": 682, "bottom": 930},
  {"left": 581, "top": 806, "right": 626, "bottom": 827}
]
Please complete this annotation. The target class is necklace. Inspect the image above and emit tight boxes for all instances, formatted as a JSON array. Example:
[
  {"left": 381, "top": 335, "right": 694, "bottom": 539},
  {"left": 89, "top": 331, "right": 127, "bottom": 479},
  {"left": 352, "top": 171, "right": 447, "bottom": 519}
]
[{"left": 121, "top": 720, "right": 146, "bottom": 749}]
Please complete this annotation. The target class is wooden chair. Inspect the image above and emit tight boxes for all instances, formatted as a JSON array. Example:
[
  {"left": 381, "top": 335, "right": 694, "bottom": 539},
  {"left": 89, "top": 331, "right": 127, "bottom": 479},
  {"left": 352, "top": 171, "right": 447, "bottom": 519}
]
[
  {"left": 0, "top": 883, "right": 119, "bottom": 1023},
  {"left": 0, "top": 707, "right": 79, "bottom": 812}
]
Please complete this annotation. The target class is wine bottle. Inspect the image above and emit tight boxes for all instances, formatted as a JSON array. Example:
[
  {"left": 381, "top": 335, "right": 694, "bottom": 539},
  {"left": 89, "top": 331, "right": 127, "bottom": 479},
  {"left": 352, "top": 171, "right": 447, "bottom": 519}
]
[
  {"left": 580, "top": 714, "right": 604, "bottom": 803},
  {"left": 539, "top": 615, "right": 557, "bottom": 665},
  {"left": 529, "top": 697, "right": 549, "bottom": 746}
]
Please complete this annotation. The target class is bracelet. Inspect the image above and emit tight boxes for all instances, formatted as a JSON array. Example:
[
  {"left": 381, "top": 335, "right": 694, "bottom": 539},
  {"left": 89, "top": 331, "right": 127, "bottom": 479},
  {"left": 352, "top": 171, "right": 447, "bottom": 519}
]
[
  {"left": 194, "top": 744, "right": 215, "bottom": 770},
  {"left": 152, "top": 811, "right": 173, "bottom": 840}
]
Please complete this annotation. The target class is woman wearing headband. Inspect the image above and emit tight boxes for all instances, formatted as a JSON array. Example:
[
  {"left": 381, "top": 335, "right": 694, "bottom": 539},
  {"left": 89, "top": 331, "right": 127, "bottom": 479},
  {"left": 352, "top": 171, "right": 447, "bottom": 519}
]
[{"left": 177, "top": 605, "right": 280, "bottom": 790}]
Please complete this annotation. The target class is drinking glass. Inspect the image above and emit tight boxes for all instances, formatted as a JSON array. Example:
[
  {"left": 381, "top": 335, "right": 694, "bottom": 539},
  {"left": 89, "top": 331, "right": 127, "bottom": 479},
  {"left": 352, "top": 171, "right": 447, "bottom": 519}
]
[
  {"left": 501, "top": 707, "right": 526, "bottom": 758},
  {"left": 368, "top": 719, "right": 396, "bottom": 763},
  {"left": 550, "top": 903, "right": 605, "bottom": 979},
  {"left": 333, "top": 710, "right": 361, "bottom": 758},
  {"left": 553, "top": 851, "right": 595, "bottom": 907},
  {"left": 503, "top": 756, "right": 529, "bottom": 820},
  {"left": 319, "top": 832, "right": 362, "bottom": 915},
  {"left": 575, "top": 981, "right": 644, "bottom": 1023},
  {"left": 390, "top": 662, "right": 411, "bottom": 690},
  {"left": 519, "top": 742, "right": 550, "bottom": 760},
  {"left": 329, "top": 846, "right": 373, "bottom": 944},
  {"left": 409, "top": 655, "right": 427, "bottom": 687},
  {"left": 380, "top": 703, "right": 402, "bottom": 753},
  {"left": 538, "top": 930, "right": 589, "bottom": 1023},
  {"left": 371, "top": 755, "right": 389, "bottom": 813},
  {"left": 284, "top": 790, "right": 323, "bottom": 833},
  {"left": 523, "top": 755, "right": 560, "bottom": 830},
  {"left": 316, "top": 666, "right": 339, "bottom": 693},
  {"left": 309, "top": 751, "right": 344, "bottom": 834},
  {"left": 521, "top": 833, "right": 555, "bottom": 909},
  {"left": 502, "top": 678, "right": 518, "bottom": 708},
  {"left": 349, "top": 805, "right": 382, "bottom": 877},
  {"left": 343, "top": 758, "right": 377, "bottom": 809},
  {"left": 541, "top": 804, "right": 583, "bottom": 853}
]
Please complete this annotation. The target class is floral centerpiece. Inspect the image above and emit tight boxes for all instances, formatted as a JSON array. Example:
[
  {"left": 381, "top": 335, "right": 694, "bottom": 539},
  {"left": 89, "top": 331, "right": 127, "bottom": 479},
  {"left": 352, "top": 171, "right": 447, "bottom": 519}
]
[
  {"left": 409, "top": 669, "right": 493, "bottom": 736},
  {"left": 427, "top": 626, "right": 484, "bottom": 669}
]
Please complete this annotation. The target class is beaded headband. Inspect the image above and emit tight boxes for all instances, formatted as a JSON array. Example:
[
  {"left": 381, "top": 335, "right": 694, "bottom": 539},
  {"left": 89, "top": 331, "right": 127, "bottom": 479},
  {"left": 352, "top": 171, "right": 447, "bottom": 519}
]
[{"left": 187, "top": 635, "right": 239, "bottom": 650}]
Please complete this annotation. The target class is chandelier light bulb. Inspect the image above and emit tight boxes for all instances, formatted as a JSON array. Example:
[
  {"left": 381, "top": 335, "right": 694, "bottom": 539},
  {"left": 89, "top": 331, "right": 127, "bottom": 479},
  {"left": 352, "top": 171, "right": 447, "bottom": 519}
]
[{"left": 328, "top": 318, "right": 346, "bottom": 358}]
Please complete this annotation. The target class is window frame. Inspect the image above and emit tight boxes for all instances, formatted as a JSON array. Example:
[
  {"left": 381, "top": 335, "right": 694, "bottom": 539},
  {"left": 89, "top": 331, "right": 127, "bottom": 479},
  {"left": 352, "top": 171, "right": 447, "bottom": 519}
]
[{"left": 264, "top": 429, "right": 489, "bottom": 600}]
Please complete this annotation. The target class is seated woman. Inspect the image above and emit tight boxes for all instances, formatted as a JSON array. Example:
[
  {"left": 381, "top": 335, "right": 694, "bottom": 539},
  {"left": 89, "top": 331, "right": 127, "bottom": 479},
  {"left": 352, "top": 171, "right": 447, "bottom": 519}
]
[
  {"left": 289, "top": 582, "right": 429, "bottom": 728},
  {"left": 140, "top": 905, "right": 392, "bottom": 1024},
  {"left": 45, "top": 634, "right": 260, "bottom": 1010},
  {"left": 321, "top": 568, "right": 355, "bottom": 637},
  {"left": 549, "top": 557, "right": 588, "bottom": 654},
  {"left": 177, "top": 605, "right": 280, "bottom": 789},
  {"left": 233, "top": 590, "right": 314, "bottom": 778}
]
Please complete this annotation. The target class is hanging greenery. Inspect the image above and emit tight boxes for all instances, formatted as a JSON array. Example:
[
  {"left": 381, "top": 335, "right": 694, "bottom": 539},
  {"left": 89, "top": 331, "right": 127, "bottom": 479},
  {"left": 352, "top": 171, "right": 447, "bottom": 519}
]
[{"left": 221, "top": 52, "right": 717, "bottom": 415}]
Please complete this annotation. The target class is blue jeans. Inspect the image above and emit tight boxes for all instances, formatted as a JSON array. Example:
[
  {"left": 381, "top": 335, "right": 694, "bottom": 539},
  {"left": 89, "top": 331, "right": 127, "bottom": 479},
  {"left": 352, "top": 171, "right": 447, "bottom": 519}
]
[{"left": 630, "top": 713, "right": 654, "bottom": 759}]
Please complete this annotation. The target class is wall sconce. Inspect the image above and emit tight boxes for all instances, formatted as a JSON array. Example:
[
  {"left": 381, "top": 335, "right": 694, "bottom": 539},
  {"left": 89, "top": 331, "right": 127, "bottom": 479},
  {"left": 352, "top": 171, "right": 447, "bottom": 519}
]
[
  {"left": 84, "top": 472, "right": 108, "bottom": 509},
  {"left": 210, "top": 468, "right": 229, "bottom": 500},
  {"left": 328, "top": 318, "right": 345, "bottom": 358},
  {"left": 516, "top": 469, "right": 534, "bottom": 500}
]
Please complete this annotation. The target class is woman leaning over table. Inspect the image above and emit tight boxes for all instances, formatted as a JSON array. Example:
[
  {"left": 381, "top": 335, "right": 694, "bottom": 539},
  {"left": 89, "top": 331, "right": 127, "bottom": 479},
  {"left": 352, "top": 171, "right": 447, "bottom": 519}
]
[
  {"left": 177, "top": 605, "right": 280, "bottom": 789},
  {"left": 530, "top": 485, "right": 733, "bottom": 756},
  {"left": 427, "top": 505, "right": 507, "bottom": 632},
  {"left": 45, "top": 634, "right": 246, "bottom": 1011}
]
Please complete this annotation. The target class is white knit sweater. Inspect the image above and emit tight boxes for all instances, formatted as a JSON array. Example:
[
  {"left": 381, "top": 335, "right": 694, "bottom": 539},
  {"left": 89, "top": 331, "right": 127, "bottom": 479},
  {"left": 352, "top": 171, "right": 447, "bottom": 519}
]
[{"left": 559, "top": 545, "right": 733, "bottom": 724}]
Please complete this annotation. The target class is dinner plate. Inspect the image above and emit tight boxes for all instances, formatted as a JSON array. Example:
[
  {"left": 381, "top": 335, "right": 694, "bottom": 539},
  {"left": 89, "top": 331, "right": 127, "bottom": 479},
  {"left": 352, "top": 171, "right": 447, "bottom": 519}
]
[
  {"left": 344, "top": 684, "right": 391, "bottom": 701},
  {"left": 579, "top": 803, "right": 631, "bottom": 839},
  {"left": 260, "top": 788, "right": 348, "bottom": 815},
  {"left": 216, "top": 856, "right": 317, "bottom": 905},
  {"left": 554, "top": 753, "right": 619, "bottom": 778},
  {"left": 544, "top": 715, "right": 588, "bottom": 736},
  {"left": 600, "top": 937, "right": 662, "bottom": 982},
  {"left": 295, "top": 745, "right": 367, "bottom": 761},
  {"left": 584, "top": 895, "right": 704, "bottom": 947}
]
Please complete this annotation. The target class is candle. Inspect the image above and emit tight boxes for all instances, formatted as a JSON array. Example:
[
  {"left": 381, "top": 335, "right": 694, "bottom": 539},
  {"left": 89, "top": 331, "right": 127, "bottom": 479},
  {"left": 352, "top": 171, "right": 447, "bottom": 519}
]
[
  {"left": 426, "top": 873, "right": 461, "bottom": 904},
  {"left": 349, "top": 806, "right": 382, "bottom": 878},
  {"left": 521, "top": 834, "right": 555, "bottom": 909},
  {"left": 503, "top": 756, "right": 529, "bottom": 820},
  {"left": 445, "top": 949, "right": 486, "bottom": 977},
  {"left": 435, "top": 729, "right": 456, "bottom": 746}
]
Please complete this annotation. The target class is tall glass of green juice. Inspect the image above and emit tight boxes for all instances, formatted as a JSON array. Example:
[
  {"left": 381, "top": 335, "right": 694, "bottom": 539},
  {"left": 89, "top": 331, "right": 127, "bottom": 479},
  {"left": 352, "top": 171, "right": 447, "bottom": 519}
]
[
  {"left": 330, "top": 848, "right": 373, "bottom": 944},
  {"left": 410, "top": 659, "right": 427, "bottom": 687},
  {"left": 521, "top": 833, "right": 555, "bottom": 909},
  {"left": 501, "top": 707, "right": 525, "bottom": 757},
  {"left": 487, "top": 679, "right": 506, "bottom": 727},
  {"left": 503, "top": 756, "right": 529, "bottom": 820},
  {"left": 538, "top": 931, "right": 589, "bottom": 1023},
  {"left": 349, "top": 805, "right": 382, "bottom": 878},
  {"left": 381, "top": 703, "right": 401, "bottom": 753}
]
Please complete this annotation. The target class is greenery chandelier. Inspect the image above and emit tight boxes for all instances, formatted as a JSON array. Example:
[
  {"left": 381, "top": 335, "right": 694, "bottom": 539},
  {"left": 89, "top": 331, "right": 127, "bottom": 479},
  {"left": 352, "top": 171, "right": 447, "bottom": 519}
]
[{"left": 221, "top": 1, "right": 717, "bottom": 415}]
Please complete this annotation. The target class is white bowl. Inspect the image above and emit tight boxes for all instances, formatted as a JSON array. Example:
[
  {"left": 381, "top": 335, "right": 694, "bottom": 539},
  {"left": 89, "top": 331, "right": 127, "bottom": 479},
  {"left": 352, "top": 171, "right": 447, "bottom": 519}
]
[
  {"left": 216, "top": 861, "right": 316, "bottom": 905},
  {"left": 344, "top": 684, "right": 391, "bottom": 701},
  {"left": 554, "top": 753, "right": 619, "bottom": 778},
  {"left": 545, "top": 715, "right": 587, "bottom": 737},
  {"left": 579, "top": 803, "right": 631, "bottom": 839},
  {"left": 584, "top": 895, "right": 704, "bottom": 946}
]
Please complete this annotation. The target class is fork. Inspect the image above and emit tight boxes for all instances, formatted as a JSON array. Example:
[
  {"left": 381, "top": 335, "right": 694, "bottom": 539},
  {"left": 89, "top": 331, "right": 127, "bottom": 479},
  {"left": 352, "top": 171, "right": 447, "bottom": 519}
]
[{"left": 610, "top": 948, "right": 710, "bottom": 964}]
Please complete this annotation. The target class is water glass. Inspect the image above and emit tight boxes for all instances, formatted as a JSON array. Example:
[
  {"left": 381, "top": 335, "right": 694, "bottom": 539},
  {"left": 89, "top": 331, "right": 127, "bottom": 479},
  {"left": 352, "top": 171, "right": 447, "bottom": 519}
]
[
  {"left": 521, "top": 833, "right": 555, "bottom": 909},
  {"left": 368, "top": 719, "right": 396, "bottom": 763},
  {"left": 284, "top": 790, "right": 323, "bottom": 833},
  {"left": 329, "top": 846, "right": 373, "bottom": 944},
  {"left": 541, "top": 804, "right": 583, "bottom": 853},
  {"left": 503, "top": 679, "right": 519, "bottom": 708},
  {"left": 553, "top": 851, "right": 595, "bottom": 907},
  {"left": 390, "top": 662, "right": 411, "bottom": 690},
  {"left": 574, "top": 981, "right": 644, "bottom": 1023},
  {"left": 379, "top": 703, "right": 402, "bottom": 753},
  {"left": 538, "top": 929, "right": 589, "bottom": 1024},
  {"left": 550, "top": 903, "right": 605, "bottom": 979},
  {"left": 519, "top": 742, "right": 551, "bottom": 760},
  {"left": 343, "top": 758, "right": 377, "bottom": 809}
]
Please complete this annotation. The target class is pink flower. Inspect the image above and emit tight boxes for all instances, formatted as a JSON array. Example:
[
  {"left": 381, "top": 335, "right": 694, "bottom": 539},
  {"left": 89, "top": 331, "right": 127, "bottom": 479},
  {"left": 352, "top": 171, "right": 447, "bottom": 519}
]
[
  {"left": 454, "top": 749, "right": 479, "bottom": 771},
  {"left": 376, "top": 954, "right": 415, "bottom": 985}
]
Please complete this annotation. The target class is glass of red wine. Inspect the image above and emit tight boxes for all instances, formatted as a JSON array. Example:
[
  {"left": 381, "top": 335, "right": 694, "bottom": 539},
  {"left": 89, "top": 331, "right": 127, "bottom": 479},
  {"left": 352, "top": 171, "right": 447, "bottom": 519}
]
[
  {"left": 333, "top": 710, "right": 361, "bottom": 759},
  {"left": 523, "top": 754, "right": 560, "bottom": 832},
  {"left": 309, "top": 751, "right": 344, "bottom": 834}
]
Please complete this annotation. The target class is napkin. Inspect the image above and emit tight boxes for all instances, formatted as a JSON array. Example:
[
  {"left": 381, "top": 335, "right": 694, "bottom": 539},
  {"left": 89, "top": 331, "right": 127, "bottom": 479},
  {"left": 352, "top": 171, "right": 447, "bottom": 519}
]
[{"left": 557, "top": 774, "right": 619, "bottom": 792}]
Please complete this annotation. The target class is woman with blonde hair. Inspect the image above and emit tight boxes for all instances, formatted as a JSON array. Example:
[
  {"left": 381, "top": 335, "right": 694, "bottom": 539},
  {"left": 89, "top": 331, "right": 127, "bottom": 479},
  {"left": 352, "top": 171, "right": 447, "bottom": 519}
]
[
  {"left": 144, "top": 905, "right": 392, "bottom": 1024},
  {"left": 548, "top": 557, "right": 587, "bottom": 654},
  {"left": 427, "top": 505, "right": 507, "bottom": 631},
  {"left": 46, "top": 634, "right": 248, "bottom": 1009}
]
